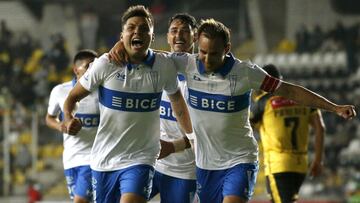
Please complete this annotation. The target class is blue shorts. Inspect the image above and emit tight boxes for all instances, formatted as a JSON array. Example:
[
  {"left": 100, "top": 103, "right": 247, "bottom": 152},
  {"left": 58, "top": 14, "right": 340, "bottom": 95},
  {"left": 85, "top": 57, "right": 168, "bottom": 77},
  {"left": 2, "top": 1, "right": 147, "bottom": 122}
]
[
  {"left": 92, "top": 164, "right": 154, "bottom": 203},
  {"left": 195, "top": 163, "right": 258, "bottom": 203},
  {"left": 64, "top": 165, "right": 92, "bottom": 201},
  {"left": 149, "top": 170, "right": 196, "bottom": 203}
]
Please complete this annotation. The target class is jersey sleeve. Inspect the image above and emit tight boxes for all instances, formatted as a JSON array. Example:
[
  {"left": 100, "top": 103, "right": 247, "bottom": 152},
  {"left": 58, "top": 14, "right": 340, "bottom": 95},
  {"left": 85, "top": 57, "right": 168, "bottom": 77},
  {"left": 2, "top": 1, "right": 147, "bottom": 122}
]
[
  {"left": 247, "top": 64, "right": 281, "bottom": 93},
  {"left": 79, "top": 53, "right": 112, "bottom": 92},
  {"left": 163, "top": 56, "right": 179, "bottom": 95},
  {"left": 47, "top": 86, "right": 61, "bottom": 116}
]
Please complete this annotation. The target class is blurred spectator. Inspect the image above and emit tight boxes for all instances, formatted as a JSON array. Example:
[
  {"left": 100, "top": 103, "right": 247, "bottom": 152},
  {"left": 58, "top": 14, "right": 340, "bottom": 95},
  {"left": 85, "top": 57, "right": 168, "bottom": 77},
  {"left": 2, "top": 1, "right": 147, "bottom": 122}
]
[
  {"left": 309, "top": 24, "right": 325, "bottom": 52},
  {"left": 295, "top": 24, "right": 310, "bottom": 53},
  {"left": 0, "top": 41, "right": 12, "bottom": 88},
  {"left": 0, "top": 20, "right": 13, "bottom": 43},
  {"left": 331, "top": 21, "right": 347, "bottom": 45},
  {"left": 47, "top": 33, "right": 70, "bottom": 73},
  {"left": 275, "top": 38, "right": 296, "bottom": 53},
  {"left": 14, "top": 32, "right": 33, "bottom": 62},
  {"left": 0, "top": 20, "right": 13, "bottom": 90},
  {"left": 320, "top": 35, "right": 343, "bottom": 52},
  {"left": 79, "top": 6, "right": 99, "bottom": 50},
  {"left": 345, "top": 23, "right": 359, "bottom": 72},
  {"left": 9, "top": 71, "right": 36, "bottom": 107},
  {"left": 15, "top": 143, "right": 31, "bottom": 172},
  {"left": 97, "top": 15, "right": 120, "bottom": 51}
]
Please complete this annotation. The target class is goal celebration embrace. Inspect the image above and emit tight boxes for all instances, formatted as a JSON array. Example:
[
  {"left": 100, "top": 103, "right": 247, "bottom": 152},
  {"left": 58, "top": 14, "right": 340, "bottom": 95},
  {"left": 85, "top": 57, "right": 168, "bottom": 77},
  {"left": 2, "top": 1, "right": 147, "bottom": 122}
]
[{"left": 1, "top": 1, "right": 358, "bottom": 203}]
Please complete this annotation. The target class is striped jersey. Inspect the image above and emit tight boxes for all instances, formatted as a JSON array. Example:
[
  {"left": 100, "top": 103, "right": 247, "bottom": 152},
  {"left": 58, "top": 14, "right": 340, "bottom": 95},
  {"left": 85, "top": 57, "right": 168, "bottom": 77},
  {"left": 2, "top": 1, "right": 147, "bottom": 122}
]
[
  {"left": 79, "top": 50, "right": 179, "bottom": 171},
  {"left": 171, "top": 53, "right": 275, "bottom": 170},
  {"left": 251, "top": 93, "right": 318, "bottom": 174},
  {"left": 47, "top": 79, "right": 99, "bottom": 169}
]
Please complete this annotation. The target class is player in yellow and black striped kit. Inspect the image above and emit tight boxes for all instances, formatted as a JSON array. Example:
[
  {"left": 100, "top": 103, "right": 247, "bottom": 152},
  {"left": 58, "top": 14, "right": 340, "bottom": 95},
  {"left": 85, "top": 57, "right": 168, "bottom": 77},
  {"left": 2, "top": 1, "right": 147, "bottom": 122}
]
[{"left": 250, "top": 64, "right": 326, "bottom": 203}]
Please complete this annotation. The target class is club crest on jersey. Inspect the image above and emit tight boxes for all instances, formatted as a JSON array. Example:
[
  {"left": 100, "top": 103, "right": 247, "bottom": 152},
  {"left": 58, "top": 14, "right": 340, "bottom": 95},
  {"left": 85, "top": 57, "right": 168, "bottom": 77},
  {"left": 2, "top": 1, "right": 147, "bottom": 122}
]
[
  {"left": 149, "top": 71, "right": 159, "bottom": 92},
  {"left": 188, "top": 88, "right": 250, "bottom": 113},
  {"left": 229, "top": 74, "right": 237, "bottom": 96}
]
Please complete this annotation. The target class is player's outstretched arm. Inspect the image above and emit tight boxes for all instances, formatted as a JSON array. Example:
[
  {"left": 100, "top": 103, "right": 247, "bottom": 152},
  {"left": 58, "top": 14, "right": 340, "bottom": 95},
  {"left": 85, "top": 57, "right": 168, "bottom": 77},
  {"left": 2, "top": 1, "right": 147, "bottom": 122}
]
[
  {"left": 63, "top": 83, "right": 91, "bottom": 135},
  {"left": 274, "top": 81, "right": 356, "bottom": 120}
]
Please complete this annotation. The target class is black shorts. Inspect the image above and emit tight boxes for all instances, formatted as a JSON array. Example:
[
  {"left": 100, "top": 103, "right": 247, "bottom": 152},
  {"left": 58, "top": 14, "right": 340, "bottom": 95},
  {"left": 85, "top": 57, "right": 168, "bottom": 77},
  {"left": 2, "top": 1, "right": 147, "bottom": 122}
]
[{"left": 265, "top": 172, "right": 306, "bottom": 203}]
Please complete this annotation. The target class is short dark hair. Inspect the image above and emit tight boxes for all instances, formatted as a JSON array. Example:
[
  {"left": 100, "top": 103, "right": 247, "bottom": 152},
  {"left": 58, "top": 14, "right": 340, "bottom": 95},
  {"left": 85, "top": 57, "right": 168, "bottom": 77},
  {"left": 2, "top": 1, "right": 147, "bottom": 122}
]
[
  {"left": 262, "top": 64, "right": 282, "bottom": 79},
  {"left": 121, "top": 5, "right": 154, "bottom": 28},
  {"left": 73, "top": 49, "right": 98, "bottom": 64},
  {"left": 168, "top": 13, "right": 197, "bottom": 30},
  {"left": 198, "top": 18, "right": 230, "bottom": 47}
]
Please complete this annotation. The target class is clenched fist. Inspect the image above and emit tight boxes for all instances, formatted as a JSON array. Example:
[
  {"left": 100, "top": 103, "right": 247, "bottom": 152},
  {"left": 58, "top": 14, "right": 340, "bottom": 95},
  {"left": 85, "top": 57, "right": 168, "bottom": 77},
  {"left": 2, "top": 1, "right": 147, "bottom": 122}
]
[{"left": 63, "top": 118, "right": 82, "bottom": 135}]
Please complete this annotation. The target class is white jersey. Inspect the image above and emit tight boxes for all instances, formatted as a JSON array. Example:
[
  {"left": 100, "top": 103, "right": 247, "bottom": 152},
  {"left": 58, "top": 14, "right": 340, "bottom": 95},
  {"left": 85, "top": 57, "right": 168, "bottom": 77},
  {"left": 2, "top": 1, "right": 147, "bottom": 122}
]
[
  {"left": 47, "top": 79, "right": 99, "bottom": 170},
  {"left": 156, "top": 77, "right": 196, "bottom": 180},
  {"left": 79, "top": 50, "right": 178, "bottom": 171},
  {"left": 172, "top": 53, "right": 268, "bottom": 170}
]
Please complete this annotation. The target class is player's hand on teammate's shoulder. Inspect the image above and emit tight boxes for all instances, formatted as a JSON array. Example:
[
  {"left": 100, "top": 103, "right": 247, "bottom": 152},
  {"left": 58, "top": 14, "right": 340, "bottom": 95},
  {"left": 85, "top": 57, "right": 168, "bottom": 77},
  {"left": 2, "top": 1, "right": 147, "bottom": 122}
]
[
  {"left": 63, "top": 118, "right": 82, "bottom": 136},
  {"left": 108, "top": 40, "right": 128, "bottom": 66},
  {"left": 335, "top": 105, "right": 356, "bottom": 120}
]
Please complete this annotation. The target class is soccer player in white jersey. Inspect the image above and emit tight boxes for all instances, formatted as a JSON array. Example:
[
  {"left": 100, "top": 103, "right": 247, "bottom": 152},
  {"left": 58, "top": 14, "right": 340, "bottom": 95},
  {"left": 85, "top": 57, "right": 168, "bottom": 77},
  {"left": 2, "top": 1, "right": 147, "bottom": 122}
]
[
  {"left": 45, "top": 49, "right": 98, "bottom": 203},
  {"left": 110, "top": 18, "right": 356, "bottom": 203},
  {"left": 63, "top": 5, "right": 192, "bottom": 203},
  {"left": 148, "top": 13, "right": 197, "bottom": 203},
  {"left": 173, "top": 19, "right": 355, "bottom": 203}
]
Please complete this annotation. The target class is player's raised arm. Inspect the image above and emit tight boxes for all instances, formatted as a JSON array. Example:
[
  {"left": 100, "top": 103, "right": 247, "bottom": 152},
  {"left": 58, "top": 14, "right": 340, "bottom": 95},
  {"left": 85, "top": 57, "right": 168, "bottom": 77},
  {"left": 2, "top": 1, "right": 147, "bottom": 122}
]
[
  {"left": 63, "top": 83, "right": 90, "bottom": 135},
  {"left": 272, "top": 80, "right": 356, "bottom": 120}
]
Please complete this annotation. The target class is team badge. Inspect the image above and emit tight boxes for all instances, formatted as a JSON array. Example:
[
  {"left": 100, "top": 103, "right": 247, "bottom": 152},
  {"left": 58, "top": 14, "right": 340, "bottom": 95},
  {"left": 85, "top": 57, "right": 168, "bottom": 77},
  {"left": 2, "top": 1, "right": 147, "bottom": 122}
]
[
  {"left": 149, "top": 71, "right": 159, "bottom": 92},
  {"left": 229, "top": 74, "right": 237, "bottom": 97}
]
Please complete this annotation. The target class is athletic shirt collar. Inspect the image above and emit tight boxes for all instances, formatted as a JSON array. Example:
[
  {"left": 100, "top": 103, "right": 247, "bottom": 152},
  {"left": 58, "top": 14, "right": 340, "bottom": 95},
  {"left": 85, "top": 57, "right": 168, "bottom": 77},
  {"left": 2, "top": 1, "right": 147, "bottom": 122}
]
[
  {"left": 72, "top": 77, "right": 77, "bottom": 87},
  {"left": 197, "top": 52, "right": 235, "bottom": 76},
  {"left": 126, "top": 49, "right": 156, "bottom": 71}
]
